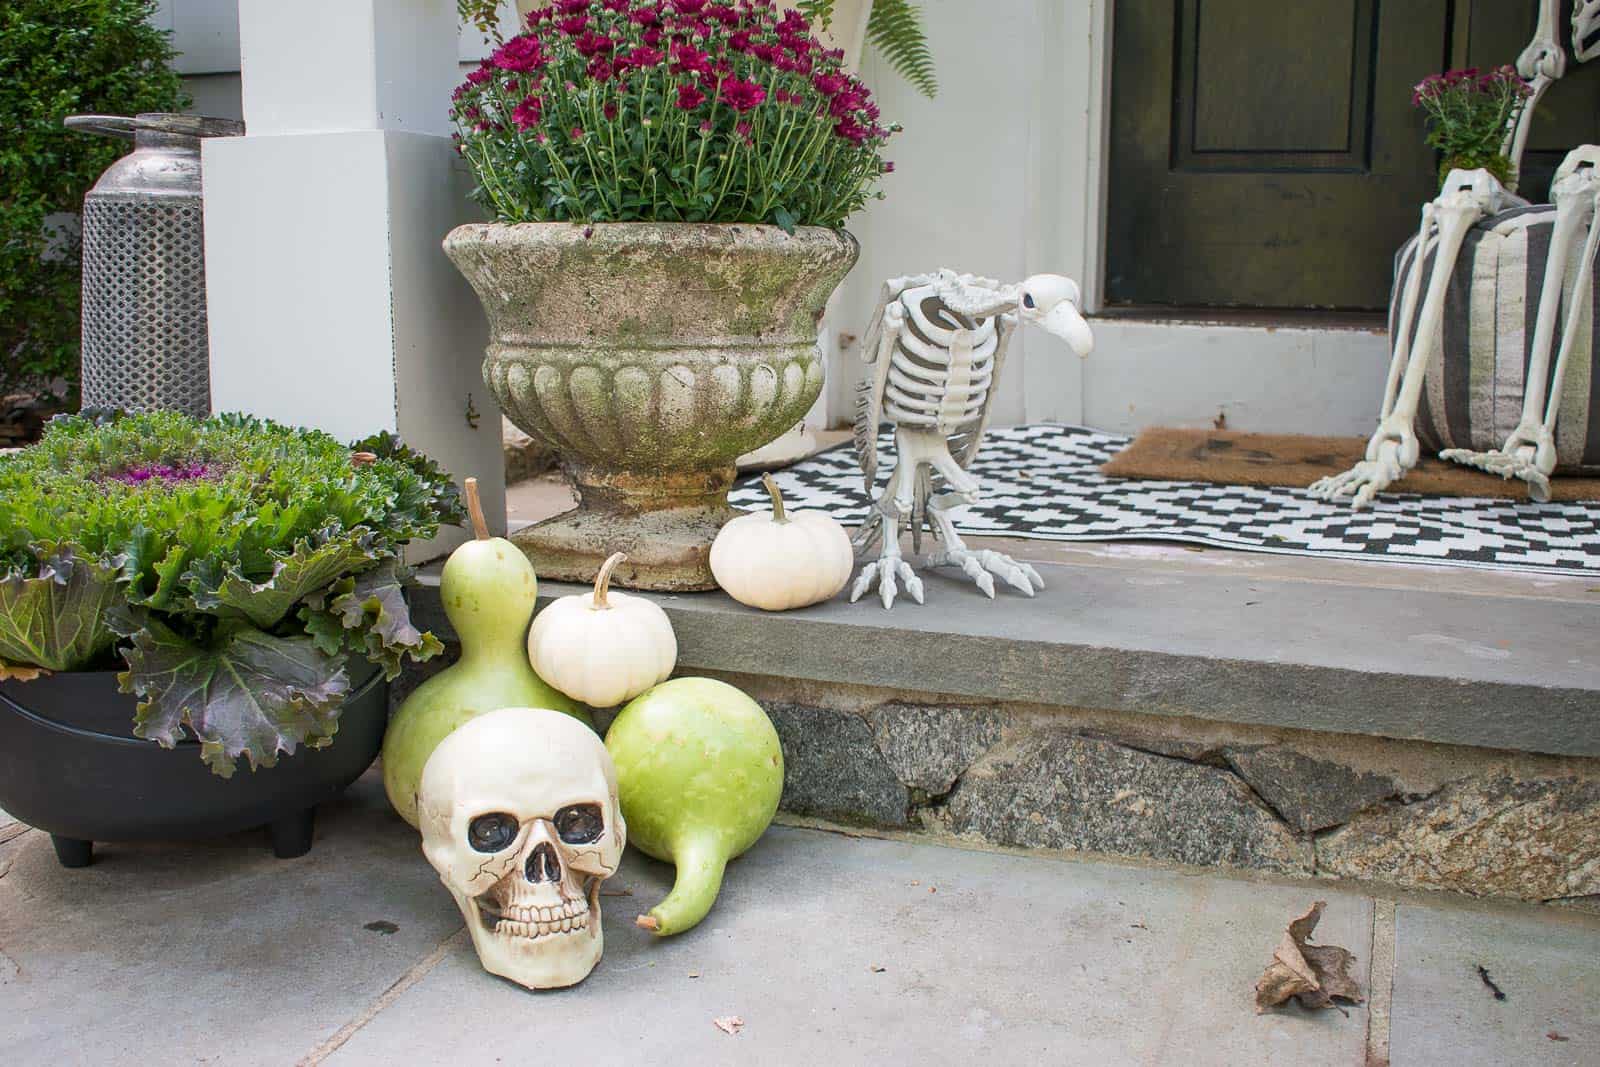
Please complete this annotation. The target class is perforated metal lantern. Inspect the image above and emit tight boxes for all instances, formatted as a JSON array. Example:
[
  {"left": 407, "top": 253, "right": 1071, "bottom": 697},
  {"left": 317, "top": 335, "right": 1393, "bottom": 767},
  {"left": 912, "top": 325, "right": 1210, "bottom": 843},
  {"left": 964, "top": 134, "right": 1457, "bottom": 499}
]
[{"left": 67, "top": 113, "right": 244, "bottom": 417}]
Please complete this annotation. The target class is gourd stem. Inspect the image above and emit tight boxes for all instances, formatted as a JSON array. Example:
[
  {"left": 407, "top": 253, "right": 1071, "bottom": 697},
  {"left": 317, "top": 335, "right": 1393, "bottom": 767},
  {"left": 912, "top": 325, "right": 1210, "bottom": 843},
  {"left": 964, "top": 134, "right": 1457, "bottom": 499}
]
[
  {"left": 760, "top": 472, "right": 788, "bottom": 524},
  {"left": 464, "top": 477, "right": 490, "bottom": 541},
  {"left": 593, "top": 552, "right": 627, "bottom": 610}
]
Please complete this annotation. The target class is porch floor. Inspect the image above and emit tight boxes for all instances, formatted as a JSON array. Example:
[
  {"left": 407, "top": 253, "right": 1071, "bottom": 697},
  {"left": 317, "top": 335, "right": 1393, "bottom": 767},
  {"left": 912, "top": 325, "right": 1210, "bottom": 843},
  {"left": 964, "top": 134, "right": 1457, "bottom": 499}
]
[
  {"left": 2, "top": 771, "right": 1595, "bottom": 1065},
  {"left": 493, "top": 467, "right": 1600, "bottom": 760}
]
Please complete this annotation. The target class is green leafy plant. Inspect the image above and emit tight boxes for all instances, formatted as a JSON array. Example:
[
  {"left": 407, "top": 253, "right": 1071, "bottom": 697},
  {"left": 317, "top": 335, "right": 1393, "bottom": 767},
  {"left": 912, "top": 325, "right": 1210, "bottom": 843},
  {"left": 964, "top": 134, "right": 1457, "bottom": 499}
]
[
  {"left": 460, "top": 0, "right": 507, "bottom": 41},
  {"left": 1412, "top": 66, "right": 1534, "bottom": 189},
  {"left": 797, "top": 0, "right": 934, "bottom": 98},
  {"left": 0, "top": 0, "right": 188, "bottom": 408},
  {"left": 452, "top": 0, "right": 897, "bottom": 230},
  {"left": 0, "top": 412, "right": 464, "bottom": 777}
]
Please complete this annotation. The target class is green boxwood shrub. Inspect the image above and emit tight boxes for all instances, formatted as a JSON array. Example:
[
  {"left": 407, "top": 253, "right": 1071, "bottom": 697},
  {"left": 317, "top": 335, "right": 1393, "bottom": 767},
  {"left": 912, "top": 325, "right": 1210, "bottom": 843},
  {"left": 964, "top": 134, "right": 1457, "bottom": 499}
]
[{"left": 0, "top": 0, "right": 188, "bottom": 405}]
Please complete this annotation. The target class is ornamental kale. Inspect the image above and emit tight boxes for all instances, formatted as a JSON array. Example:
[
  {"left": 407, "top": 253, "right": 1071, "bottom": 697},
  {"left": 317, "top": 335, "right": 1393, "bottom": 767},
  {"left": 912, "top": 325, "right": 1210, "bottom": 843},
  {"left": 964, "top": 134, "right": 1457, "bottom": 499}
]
[
  {"left": 1412, "top": 66, "right": 1534, "bottom": 189},
  {"left": 451, "top": 0, "right": 897, "bottom": 230},
  {"left": 0, "top": 412, "right": 465, "bottom": 777}
]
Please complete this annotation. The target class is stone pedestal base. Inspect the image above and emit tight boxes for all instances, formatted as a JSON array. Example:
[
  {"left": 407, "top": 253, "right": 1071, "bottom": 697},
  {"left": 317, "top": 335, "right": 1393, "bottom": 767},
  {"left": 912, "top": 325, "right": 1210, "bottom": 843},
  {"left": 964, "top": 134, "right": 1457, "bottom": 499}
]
[{"left": 514, "top": 466, "right": 740, "bottom": 590}]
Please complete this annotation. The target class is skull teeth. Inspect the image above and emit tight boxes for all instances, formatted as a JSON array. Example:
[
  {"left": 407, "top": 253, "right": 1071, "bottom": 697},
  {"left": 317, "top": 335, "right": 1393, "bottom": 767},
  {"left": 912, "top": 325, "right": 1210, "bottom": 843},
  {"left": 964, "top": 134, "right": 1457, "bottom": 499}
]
[
  {"left": 488, "top": 913, "right": 589, "bottom": 939},
  {"left": 476, "top": 898, "right": 590, "bottom": 939}
]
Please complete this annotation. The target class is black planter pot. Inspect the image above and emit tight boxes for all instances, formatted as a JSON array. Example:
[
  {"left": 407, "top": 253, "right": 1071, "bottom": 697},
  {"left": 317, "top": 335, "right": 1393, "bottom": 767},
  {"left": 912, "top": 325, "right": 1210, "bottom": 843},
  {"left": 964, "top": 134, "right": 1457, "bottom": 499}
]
[{"left": 0, "top": 664, "right": 388, "bottom": 868}]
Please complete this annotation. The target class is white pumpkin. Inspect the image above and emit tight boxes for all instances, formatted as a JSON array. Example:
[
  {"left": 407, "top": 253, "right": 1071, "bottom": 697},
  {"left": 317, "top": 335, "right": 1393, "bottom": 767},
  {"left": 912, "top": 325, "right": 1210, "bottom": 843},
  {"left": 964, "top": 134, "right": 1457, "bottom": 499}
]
[
  {"left": 527, "top": 552, "right": 677, "bottom": 707},
  {"left": 710, "top": 473, "right": 854, "bottom": 611}
]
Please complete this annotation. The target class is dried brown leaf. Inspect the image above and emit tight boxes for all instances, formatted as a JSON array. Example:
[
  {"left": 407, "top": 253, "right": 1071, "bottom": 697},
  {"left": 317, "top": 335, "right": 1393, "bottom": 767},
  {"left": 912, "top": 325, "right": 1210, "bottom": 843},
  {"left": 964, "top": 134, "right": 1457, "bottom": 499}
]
[
  {"left": 0, "top": 661, "right": 48, "bottom": 683},
  {"left": 713, "top": 1016, "right": 744, "bottom": 1036},
  {"left": 1254, "top": 901, "right": 1365, "bottom": 1013}
]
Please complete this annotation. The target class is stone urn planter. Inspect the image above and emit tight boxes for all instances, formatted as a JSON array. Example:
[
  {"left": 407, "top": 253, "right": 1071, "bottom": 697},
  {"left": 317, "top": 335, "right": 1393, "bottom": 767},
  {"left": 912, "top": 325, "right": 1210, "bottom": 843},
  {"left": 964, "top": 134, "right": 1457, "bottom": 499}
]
[{"left": 445, "top": 222, "right": 859, "bottom": 590}]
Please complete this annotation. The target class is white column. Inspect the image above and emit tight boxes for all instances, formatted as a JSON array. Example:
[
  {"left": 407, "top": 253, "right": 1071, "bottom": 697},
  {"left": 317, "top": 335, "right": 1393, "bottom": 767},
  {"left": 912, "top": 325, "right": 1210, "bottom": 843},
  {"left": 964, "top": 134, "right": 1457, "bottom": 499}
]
[{"left": 204, "top": 0, "right": 503, "bottom": 559}]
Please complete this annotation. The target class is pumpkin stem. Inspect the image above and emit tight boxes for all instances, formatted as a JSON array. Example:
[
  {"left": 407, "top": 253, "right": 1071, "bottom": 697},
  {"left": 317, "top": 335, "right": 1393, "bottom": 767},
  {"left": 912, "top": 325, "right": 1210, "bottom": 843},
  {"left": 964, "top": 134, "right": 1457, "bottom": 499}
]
[
  {"left": 593, "top": 551, "right": 627, "bottom": 609},
  {"left": 761, "top": 473, "right": 788, "bottom": 524},
  {"left": 464, "top": 477, "right": 490, "bottom": 541}
]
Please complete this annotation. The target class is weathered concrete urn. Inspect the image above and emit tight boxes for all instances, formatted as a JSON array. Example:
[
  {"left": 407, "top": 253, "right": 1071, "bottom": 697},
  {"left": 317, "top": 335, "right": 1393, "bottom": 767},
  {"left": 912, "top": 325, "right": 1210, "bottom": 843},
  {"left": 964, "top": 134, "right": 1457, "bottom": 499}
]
[{"left": 445, "top": 222, "right": 858, "bottom": 590}]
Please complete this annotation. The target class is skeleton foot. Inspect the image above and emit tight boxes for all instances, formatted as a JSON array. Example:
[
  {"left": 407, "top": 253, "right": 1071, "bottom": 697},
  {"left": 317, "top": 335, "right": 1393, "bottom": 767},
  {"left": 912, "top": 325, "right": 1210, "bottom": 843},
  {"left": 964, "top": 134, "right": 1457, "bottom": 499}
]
[
  {"left": 1309, "top": 433, "right": 1413, "bottom": 510},
  {"left": 925, "top": 547, "right": 1044, "bottom": 599},
  {"left": 1307, "top": 459, "right": 1405, "bottom": 510},
  {"left": 1440, "top": 446, "right": 1554, "bottom": 502},
  {"left": 850, "top": 546, "right": 925, "bottom": 610}
]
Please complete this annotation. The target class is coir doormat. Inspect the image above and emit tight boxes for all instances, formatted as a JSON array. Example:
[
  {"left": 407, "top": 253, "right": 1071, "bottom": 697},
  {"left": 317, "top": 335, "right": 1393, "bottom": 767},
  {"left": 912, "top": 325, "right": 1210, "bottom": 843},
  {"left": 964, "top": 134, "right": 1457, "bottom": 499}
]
[
  {"left": 1101, "top": 427, "right": 1600, "bottom": 502},
  {"left": 727, "top": 423, "right": 1600, "bottom": 576}
]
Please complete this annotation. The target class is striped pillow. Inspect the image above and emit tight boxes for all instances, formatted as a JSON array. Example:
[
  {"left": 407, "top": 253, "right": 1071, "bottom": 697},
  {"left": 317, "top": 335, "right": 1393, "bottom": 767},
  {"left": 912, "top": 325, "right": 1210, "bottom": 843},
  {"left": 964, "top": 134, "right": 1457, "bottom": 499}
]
[{"left": 1392, "top": 205, "right": 1600, "bottom": 474}]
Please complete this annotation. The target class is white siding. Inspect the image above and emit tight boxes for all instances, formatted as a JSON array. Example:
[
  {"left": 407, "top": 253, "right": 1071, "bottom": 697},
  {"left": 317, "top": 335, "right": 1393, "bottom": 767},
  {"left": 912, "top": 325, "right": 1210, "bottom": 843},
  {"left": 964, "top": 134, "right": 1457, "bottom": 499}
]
[{"left": 163, "top": 0, "right": 1389, "bottom": 436}]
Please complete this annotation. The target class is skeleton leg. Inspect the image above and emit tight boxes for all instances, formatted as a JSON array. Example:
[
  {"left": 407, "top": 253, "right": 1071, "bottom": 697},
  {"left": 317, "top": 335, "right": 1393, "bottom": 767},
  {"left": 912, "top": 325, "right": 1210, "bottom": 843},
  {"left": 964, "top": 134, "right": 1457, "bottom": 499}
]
[
  {"left": 1310, "top": 171, "right": 1513, "bottom": 508},
  {"left": 922, "top": 447, "right": 1043, "bottom": 599},
  {"left": 1501, "top": 0, "right": 1567, "bottom": 191},
  {"left": 849, "top": 451, "right": 925, "bottom": 609},
  {"left": 1443, "top": 152, "right": 1600, "bottom": 501}
]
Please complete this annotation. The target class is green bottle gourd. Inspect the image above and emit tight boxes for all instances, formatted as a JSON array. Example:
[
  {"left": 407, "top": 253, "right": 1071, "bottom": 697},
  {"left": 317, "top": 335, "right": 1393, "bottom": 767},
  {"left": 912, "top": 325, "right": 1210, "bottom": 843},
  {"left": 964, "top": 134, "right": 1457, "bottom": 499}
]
[
  {"left": 605, "top": 677, "right": 784, "bottom": 936},
  {"left": 382, "top": 477, "right": 591, "bottom": 827}
]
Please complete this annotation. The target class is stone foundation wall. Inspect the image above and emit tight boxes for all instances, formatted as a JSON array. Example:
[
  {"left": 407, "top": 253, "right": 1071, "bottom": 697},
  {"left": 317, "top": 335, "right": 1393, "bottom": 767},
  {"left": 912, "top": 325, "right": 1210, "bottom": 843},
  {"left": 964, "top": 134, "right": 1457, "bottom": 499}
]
[
  {"left": 391, "top": 653, "right": 1599, "bottom": 906},
  {"left": 707, "top": 672, "right": 1600, "bottom": 907}
]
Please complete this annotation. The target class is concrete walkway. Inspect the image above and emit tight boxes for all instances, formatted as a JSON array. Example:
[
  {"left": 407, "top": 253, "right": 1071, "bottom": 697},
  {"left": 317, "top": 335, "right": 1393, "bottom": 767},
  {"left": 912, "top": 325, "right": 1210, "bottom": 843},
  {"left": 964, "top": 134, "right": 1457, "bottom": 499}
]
[{"left": 1, "top": 774, "right": 1595, "bottom": 1066}]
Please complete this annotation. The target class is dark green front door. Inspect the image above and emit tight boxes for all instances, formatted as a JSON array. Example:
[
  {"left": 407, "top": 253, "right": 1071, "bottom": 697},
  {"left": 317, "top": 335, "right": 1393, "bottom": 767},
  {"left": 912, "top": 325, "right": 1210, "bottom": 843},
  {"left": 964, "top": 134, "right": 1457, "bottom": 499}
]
[{"left": 1106, "top": 0, "right": 1600, "bottom": 311}]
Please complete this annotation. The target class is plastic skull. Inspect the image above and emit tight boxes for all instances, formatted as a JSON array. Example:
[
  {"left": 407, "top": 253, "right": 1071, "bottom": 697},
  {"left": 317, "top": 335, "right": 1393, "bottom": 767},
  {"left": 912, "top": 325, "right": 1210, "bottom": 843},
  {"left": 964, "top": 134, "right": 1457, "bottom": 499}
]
[{"left": 417, "top": 707, "right": 626, "bottom": 990}]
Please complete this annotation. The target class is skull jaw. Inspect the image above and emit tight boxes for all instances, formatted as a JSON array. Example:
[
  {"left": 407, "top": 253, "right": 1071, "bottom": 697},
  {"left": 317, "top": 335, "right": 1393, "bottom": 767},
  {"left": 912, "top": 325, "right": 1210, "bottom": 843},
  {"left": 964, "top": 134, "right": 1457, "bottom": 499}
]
[{"left": 451, "top": 890, "right": 604, "bottom": 990}]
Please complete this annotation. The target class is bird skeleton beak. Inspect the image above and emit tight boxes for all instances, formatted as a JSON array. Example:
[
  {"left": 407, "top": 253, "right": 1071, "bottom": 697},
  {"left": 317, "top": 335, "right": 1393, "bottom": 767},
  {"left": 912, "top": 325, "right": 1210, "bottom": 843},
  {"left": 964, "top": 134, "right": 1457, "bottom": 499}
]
[{"left": 1039, "top": 300, "right": 1095, "bottom": 357}]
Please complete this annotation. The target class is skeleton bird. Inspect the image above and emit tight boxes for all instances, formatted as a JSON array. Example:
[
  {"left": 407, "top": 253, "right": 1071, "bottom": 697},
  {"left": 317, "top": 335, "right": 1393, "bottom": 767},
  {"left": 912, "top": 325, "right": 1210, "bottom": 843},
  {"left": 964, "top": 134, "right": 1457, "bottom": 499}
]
[{"left": 850, "top": 269, "right": 1094, "bottom": 609}]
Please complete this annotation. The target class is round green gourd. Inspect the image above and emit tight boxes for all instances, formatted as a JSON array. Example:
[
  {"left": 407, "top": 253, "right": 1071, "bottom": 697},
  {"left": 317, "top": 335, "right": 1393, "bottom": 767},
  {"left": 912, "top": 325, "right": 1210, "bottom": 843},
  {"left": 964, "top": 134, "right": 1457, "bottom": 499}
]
[
  {"left": 604, "top": 677, "right": 783, "bottom": 936},
  {"left": 382, "top": 478, "right": 590, "bottom": 827}
]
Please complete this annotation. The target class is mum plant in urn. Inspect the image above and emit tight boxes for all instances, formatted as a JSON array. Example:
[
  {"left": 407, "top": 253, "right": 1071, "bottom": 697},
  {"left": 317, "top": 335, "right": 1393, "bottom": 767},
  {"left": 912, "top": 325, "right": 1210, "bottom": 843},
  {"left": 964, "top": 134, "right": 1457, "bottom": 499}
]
[{"left": 445, "top": 0, "right": 893, "bottom": 589}]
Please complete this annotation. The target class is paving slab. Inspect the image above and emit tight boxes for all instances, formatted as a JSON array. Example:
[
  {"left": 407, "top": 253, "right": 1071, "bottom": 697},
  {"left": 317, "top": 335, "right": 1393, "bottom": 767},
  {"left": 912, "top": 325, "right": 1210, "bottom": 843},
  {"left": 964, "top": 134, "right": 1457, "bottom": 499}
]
[
  {"left": 0, "top": 773, "right": 462, "bottom": 1066},
  {"left": 1390, "top": 902, "right": 1600, "bottom": 1066},
  {"left": 325, "top": 825, "right": 1375, "bottom": 1067}
]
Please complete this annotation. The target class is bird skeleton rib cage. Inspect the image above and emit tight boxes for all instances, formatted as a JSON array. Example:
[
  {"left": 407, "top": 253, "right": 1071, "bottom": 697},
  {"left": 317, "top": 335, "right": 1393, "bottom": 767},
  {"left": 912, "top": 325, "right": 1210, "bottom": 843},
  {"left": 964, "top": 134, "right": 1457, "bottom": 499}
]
[
  {"left": 850, "top": 269, "right": 1093, "bottom": 609},
  {"left": 1312, "top": 0, "right": 1600, "bottom": 508}
]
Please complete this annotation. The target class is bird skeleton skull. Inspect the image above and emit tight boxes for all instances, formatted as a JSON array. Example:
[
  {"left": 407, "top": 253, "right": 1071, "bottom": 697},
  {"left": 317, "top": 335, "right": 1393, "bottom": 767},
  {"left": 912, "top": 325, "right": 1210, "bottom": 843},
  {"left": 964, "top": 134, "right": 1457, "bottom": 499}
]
[{"left": 417, "top": 708, "right": 625, "bottom": 990}]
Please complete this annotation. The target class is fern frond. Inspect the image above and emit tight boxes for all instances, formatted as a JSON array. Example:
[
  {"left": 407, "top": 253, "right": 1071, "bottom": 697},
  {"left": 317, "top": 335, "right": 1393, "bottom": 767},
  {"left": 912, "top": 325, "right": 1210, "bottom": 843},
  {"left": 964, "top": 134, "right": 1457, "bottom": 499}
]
[
  {"left": 797, "top": 0, "right": 837, "bottom": 32},
  {"left": 865, "top": 0, "right": 937, "bottom": 99},
  {"left": 458, "top": 0, "right": 505, "bottom": 43}
]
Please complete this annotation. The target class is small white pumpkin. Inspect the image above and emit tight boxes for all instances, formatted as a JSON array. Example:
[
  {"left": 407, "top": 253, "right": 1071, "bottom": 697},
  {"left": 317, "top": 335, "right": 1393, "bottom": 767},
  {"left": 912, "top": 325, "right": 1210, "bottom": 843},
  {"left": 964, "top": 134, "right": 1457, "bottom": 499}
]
[
  {"left": 710, "top": 473, "right": 854, "bottom": 611},
  {"left": 527, "top": 552, "right": 677, "bottom": 708}
]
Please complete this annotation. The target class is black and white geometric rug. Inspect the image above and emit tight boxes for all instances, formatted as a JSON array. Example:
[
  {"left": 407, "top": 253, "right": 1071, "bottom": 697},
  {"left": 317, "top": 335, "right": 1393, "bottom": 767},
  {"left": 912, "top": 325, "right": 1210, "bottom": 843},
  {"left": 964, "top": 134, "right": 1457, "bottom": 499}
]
[{"left": 729, "top": 423, "right": 1600, "bottom": 577}]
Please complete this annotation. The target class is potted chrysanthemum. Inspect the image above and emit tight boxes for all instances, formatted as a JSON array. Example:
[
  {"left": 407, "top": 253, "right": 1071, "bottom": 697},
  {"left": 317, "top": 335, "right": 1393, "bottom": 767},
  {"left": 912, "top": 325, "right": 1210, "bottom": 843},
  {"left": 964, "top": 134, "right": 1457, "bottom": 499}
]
[
  {"left": 1412, "top": 65, "right": 1535, "bottom": 189},
  {"left": 0, "top": 412, "right": 461, "bottom": 866},
  {"left": 443, "top": 0, "right": 896, "bottom": 591}
]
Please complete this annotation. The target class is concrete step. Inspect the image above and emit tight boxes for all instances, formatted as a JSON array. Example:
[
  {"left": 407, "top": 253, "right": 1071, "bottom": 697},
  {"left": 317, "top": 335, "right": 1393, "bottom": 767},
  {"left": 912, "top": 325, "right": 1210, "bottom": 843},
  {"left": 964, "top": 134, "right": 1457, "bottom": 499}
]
[
  {"left": 2, "top": 772, "right": 1595, "bottom": 1066},
  {"left": 409, "top": 535, "right": 1600, "bottom": 905}
]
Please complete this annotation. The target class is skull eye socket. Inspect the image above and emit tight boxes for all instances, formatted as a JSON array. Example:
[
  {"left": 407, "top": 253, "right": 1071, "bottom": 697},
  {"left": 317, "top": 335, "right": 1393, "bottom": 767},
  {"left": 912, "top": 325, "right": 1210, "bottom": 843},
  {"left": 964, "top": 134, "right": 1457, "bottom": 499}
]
[
  {"left": 555, "top": 803, "right": 604, "bottom": 844},
  {"left": 467, "top": 812, "right": 519, "bottom": 853},
  {"left": 1022, "top": 292, "right": 1036, "bottom": 310}
]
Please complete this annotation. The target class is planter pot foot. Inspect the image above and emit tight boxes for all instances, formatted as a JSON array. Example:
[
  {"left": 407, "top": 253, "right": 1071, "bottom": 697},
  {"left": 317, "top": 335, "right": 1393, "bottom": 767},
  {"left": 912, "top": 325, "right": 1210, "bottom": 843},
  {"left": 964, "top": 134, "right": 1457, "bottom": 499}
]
[
  {"left": 51, "top": 835, "right": 94, "bottom": 868},
  {"left": 268, "top": 808, "right": 317, "bottom": 859},
  {"left": 514, "top": 498, "right": 739, "bottom": 592}
]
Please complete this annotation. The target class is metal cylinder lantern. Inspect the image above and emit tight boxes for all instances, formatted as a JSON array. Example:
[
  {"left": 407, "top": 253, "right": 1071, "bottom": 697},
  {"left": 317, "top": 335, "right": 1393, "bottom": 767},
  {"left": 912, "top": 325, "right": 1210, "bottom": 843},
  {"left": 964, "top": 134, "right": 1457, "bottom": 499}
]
[{"left": 67, "top": 113, "right": 244, "bottom": 417}]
